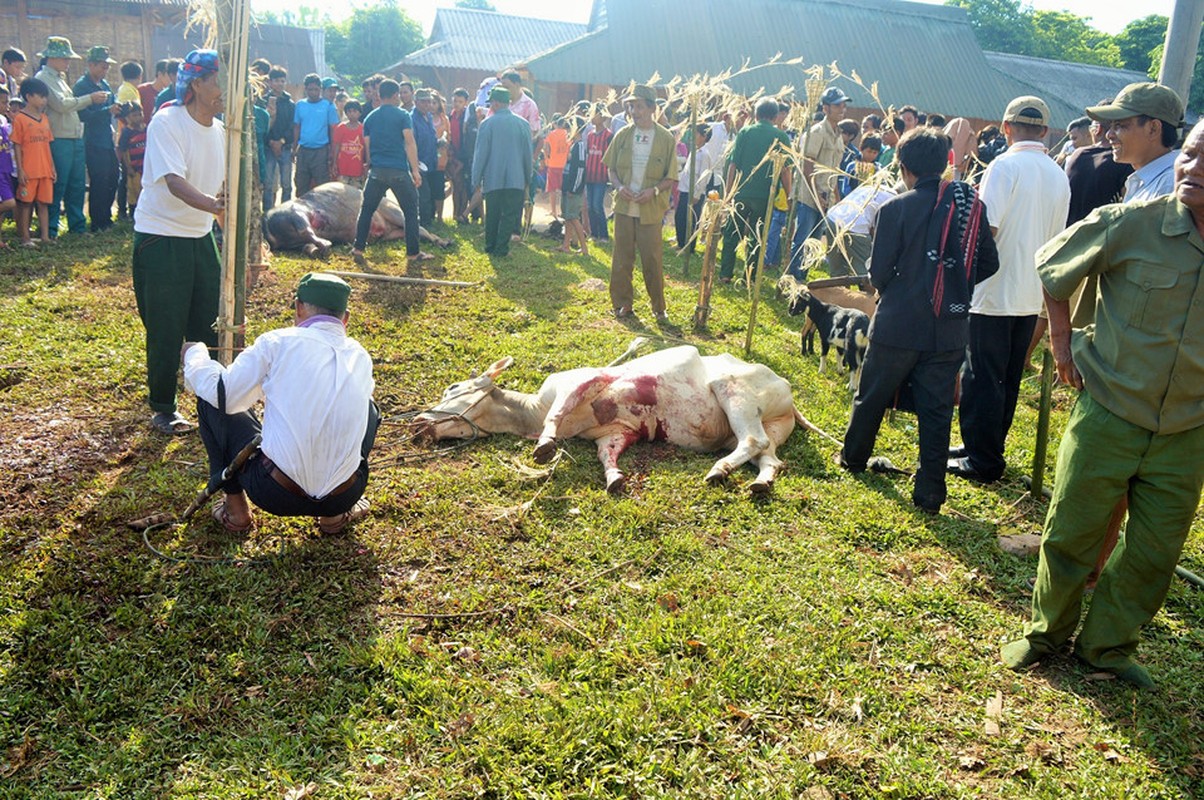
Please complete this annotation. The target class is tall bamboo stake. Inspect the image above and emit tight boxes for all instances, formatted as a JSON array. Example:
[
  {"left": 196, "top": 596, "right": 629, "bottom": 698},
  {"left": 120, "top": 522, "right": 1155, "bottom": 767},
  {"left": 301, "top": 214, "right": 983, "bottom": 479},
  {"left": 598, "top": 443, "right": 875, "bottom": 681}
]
[
  {"left": 681, "top": 102, "right": 699, "bottom": 276},
  {"left": 214, "top": 0, "right": 251, "bottom": 365},
  {"left": 693, "top": 197, "right": 723, "bottom": 330},
  {"left": 743, "top": 150, "right": 785, "bottom": 356},
  {"left": 1030, "top": 347, "right": 1055, "bottom": 497}
]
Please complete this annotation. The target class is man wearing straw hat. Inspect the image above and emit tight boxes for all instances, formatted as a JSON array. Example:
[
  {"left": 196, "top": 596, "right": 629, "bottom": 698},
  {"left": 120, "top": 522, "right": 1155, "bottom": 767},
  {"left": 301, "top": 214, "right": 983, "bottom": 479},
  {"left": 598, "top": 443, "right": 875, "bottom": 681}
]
[
  {"left": 73, "top": 45, "right": 120, "bottom": 232},
  {"left": 183, "top": 272, "right": 378, "bottom": 535},
  {"left": 33, "top": 36, "right": 108, "bottom": 238},
  {"left": 602, "top": 83, "right": 678, "bottom": 323},
  {"left": 132, "top": 49, "right": 225, "bottom": 436}
]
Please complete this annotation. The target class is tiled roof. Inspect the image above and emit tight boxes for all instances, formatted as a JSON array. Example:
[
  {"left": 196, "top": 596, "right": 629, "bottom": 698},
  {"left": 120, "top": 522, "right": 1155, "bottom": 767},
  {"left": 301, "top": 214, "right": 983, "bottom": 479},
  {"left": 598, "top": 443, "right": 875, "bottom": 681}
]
[
  {"left": 398, "top": 8, "right": 587, "bottom": 72},
  {"left": 985, "top": 52, "right": 1156, "bottom": 126},
  {"left": 523, "top": 0, "right": 1036, "bottom": 122}
]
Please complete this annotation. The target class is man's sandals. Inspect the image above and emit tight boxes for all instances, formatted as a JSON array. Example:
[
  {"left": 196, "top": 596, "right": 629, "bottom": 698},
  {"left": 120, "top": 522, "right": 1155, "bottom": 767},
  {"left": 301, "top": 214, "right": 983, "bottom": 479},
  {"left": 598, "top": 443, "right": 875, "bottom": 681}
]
[
  {"left": 318, "top": 497, "right": 371, "bottom": 535},
  {"left": 151, "top": 411, "right": 194, "bottom": 435},
  {"left": 211, "top": 499, "right": 254, "bottom": 534}
]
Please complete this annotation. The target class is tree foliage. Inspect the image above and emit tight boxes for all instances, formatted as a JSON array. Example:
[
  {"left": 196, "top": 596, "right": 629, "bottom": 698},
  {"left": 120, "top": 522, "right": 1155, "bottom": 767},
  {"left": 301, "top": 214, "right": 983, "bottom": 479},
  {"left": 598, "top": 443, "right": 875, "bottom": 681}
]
[
  {"left": 455, "top": 0, "right": 498, "bottom": 9},
  {"left": 1117, "top": 15, "right": 1169, "bottom": 76},
  {"left": 324, "top": 1, "right": 425, "bottom": 83},
  {"left": 1029, "top": 10, "right": 1121, "bottom": 68}
]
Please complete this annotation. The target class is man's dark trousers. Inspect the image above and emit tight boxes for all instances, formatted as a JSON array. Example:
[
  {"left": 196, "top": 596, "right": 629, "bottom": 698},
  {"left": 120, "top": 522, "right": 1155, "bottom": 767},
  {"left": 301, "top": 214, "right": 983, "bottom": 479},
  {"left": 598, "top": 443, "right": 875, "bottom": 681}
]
[
  {"left": 354, "top": 167, "right": 421, "bottom": 255},
  {"left": 484, "top": 188, "right": 523, "bottom": 256},
  {"left": 197, "top": 398, "right": 380, "bottom": 518},
  {"left": 843, "top": 342, "right": 963, "bottom": 509},
  {"left": 958, "top": 313, "right": 1038, "bottom": 480},
  {"left": 720, "top": 197, "right": 768, "bottom": 280},
  {"left": 86, "top": 143, "right": 119, "bottom": 230}
]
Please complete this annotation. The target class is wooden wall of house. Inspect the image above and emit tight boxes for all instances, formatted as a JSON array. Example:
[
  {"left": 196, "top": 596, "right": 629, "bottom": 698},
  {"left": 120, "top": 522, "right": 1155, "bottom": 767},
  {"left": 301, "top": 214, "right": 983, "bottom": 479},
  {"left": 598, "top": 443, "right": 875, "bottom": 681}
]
[{"left": 2, "top": 1, "right": 186, "bottom": 78}]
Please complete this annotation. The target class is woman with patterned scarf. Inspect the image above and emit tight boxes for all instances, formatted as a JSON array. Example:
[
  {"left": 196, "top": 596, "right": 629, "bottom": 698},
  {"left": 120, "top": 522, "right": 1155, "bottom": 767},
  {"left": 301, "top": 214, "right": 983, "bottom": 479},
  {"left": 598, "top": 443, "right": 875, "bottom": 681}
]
[{"left": 836, "top": 127, "right": 999, "bottom": 515}]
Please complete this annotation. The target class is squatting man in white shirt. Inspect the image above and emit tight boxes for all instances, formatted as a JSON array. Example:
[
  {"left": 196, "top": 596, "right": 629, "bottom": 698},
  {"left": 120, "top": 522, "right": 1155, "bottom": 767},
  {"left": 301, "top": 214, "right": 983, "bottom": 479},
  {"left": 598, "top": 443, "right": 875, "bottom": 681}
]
[{"left": 182, "top": 273, "right": 379, "bottom": 534}]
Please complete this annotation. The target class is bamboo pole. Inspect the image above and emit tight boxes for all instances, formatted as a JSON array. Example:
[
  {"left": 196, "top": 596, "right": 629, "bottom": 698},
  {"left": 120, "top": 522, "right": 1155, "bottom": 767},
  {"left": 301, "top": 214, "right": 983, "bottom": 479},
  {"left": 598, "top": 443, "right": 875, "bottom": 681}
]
[
  {"left": 214, "top": 0, "right": 251, "bottom": 365},
  {"left": 325, "top": 271, "right": 478, "bottom": 288},
  {"left": 681, "top": 102, "right": 699, "bottom": 276},
  {"left": 693, "top": 197, "right": 723, "bottom": 330},
  {"left": 1030, "top": 347, "right": 1055, "bottom": 497},
  {"left": 743, "top": 150, "right": 785, "bottom": 356}
]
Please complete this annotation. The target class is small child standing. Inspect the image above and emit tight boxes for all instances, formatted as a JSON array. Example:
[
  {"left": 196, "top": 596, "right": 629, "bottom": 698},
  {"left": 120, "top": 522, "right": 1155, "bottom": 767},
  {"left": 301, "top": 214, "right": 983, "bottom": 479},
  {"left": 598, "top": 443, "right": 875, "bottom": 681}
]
[
  {"left": 332, "top": 100, "right": 365, "bottom": 188},
  {"left": 558, "top": 126, "right": 588, "bottom": 255},
  {"left": 11, "top": 78, "right": 55, "bottom": 247},
  {"left": 116, "top": 103, "right": 147, "bottom": 217},
  {"left": 0, "top": 85, "right": 16, "bottom": 249},
  {"left": 542, "top": 117, "right": 569, "bottom": 219}
]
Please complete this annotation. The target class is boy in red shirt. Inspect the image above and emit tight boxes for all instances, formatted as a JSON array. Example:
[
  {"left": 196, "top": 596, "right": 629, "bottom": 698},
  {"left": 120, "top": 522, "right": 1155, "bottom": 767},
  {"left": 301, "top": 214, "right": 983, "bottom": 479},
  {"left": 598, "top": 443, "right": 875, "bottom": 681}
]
[
  {"left": 332, "top": 100, "right": 365, "bottom": 188},
  {"left": 116, "top": 103, "right": 147, "bottom": 214},
  {"left": 11, "top": 77, "right": 55, "bottom": 247}
]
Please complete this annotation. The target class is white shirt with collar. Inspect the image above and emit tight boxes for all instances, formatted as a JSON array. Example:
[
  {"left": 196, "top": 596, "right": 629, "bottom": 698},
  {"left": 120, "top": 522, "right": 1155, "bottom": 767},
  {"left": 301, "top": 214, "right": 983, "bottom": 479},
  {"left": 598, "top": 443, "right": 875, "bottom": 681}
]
[
  {"left": 1123, "top": 149, "right": 1178, "bottom": 203},
  {"left": 973, "top": 139, "right": 1070, "bottom": 316},
  {"left": 184, "top": 319, "right": 375, "bottom": 499}
]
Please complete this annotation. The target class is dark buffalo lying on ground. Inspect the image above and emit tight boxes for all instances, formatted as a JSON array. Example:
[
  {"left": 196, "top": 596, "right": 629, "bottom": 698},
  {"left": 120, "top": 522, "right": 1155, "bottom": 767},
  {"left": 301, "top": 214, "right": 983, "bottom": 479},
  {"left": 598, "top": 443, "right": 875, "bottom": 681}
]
[{"left": 263, "top": 182, "right": 450, "bottom": 257}]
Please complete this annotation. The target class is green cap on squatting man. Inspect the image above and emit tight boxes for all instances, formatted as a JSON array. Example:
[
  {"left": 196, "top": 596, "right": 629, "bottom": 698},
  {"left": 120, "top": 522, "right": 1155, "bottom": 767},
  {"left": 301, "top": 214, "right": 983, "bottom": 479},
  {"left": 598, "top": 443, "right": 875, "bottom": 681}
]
[
  {"left": 295, "top": 272, "right": 352, "bottom": 316},
  {"left": 38, "top": 36, "right": 82, "bottom": 60},
  {"left": 1086, "top": 82, "right": 1185, "bottom": 127},
  {"left": 488, "top": 85, "right": 511, "bottom": 104}
]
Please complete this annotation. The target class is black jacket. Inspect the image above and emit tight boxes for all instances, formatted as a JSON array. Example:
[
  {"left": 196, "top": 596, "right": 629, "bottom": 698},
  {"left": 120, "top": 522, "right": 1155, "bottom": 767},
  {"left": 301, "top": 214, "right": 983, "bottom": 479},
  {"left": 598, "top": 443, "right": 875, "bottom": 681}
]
[
  {"left": 265, "top": 91, "right": 295, "bottom": 146},
  {"left": 868, "top": 176, "right": 999, "bottom": 351}
]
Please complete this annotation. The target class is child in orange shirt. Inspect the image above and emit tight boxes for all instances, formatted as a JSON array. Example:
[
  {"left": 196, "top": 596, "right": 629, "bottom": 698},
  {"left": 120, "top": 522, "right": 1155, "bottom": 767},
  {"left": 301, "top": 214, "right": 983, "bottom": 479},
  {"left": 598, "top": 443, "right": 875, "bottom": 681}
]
[
  {"left": 331, "top": 100, "right": 365, "bottom": 188},
  {"left": 542, "top": 117, "right": 570, "bottom": 218},
  {"left": 11, "top": 77, "right": 55, "bottom": 247}
]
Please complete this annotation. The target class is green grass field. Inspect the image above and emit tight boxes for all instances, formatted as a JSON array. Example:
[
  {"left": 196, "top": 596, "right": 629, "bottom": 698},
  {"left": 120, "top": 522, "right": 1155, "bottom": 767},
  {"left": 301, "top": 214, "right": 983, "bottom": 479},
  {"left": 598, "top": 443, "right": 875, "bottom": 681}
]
[{"left": 0, "top": 218, "right": 1201, "bottom": 798}]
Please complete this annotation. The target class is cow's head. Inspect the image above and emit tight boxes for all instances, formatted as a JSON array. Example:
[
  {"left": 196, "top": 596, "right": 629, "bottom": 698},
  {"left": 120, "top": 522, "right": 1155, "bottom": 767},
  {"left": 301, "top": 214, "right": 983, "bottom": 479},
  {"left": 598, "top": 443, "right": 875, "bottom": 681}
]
[{"left": 412, "top": 356, "right": 514, "bottom": 442}]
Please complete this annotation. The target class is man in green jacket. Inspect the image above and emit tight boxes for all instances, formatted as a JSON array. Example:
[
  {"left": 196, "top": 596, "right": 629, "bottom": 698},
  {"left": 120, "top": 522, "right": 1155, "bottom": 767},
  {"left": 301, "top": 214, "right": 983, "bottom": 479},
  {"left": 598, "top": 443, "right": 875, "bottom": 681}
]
[
  {"left": 1001, "top": 118, "right": 1204, "bottom": 689},
  {"left": 720, "top": 97, "right": 792, "bottom": 282},
  {"left": 602, "top": 84, "right": 678, "bottom": 323}
]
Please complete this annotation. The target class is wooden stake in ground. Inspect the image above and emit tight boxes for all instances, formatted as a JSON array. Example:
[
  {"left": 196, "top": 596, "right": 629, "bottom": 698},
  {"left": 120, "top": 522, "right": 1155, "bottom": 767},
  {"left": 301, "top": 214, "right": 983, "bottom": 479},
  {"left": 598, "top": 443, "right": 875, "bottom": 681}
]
[
  {"left": 693, "top": 197, "right": 723, "bottom": 330},
  {"left": 743, "top": 149, "right": 786, "bottom": 356},
  {"left": 681, "top": 103, "right": 699, "bottom": 277},
  {"left": 1030, "top": 347, "right": 1055, "bottom": 497}
]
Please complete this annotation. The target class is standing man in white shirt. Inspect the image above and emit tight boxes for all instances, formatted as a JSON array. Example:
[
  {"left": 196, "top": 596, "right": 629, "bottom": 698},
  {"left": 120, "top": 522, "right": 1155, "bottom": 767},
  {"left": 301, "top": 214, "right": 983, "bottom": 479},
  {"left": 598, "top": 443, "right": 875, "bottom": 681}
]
[
  {"left": 1087, "top": 82, "right": 1184, "bottom": 203},
  {"left": 949, "top": 96, "right": 1070, "bottom": 483},
  {"left": 183, "top": 273, "right": 378, "bottom": 535},
  {"left": 132, "top": 49, "right": 225, "bottom": 435}
]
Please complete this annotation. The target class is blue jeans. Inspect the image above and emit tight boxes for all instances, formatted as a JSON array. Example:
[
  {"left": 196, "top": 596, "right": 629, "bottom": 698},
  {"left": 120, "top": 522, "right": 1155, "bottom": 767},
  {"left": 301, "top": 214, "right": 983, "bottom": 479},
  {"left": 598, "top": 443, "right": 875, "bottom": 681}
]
[
  {"left": 786, "top": 203, "right": 825, "bottom": 278},
  {"left": 765, "top": 208, "right": 787, "bottom": 266},
  {"left": 49, "top": 138, "right": 87, "bottom": 237},
  {"left": 263, "top": 146, "right": 293, "bottom": 210},
  {"left": 586, "top": 182, "right": 609, "bottom": 240}
]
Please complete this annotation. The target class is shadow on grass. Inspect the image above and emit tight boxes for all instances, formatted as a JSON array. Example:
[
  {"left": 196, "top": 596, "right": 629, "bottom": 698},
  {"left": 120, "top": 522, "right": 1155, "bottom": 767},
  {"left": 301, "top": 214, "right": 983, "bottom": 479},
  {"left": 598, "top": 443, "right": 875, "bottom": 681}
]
[{"left": 0, "top": 416, "right": 386, "bottom": 795}]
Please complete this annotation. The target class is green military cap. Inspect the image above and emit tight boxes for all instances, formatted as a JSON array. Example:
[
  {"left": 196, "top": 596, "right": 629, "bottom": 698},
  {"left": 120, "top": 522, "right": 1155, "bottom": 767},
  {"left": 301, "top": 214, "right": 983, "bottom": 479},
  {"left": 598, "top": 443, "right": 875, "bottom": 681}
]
[
  {"left": 488, "top": 85, "right": 511, "bottom": 104},
  {"left": 1086, "top": 82, "right": 1184, "bottom": 127},
  {"left": 321, "top": 77, "right": 339, "bottom": 89},
  {"left": 1003, "top": 95, "right": 1051, "bottom": 127},
  {"left": 38, "top": 36, "right": 82, "bottom": 60},
  {"left": 87, "top": 45, "right": 117, "bottom": 64},
  {"left": 296, "top": 272, "right": 352, "bottom": 315},
  {"left": 624, "top": 84, "right": 657, "bottom": 105}
]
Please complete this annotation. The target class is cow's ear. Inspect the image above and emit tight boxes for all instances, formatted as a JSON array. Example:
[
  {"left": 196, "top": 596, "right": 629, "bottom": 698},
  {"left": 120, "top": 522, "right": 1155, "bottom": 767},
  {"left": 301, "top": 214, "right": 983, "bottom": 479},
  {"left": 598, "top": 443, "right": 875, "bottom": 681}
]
[{"left": 485, "top": 356, "right": 514, "bottom": 379}]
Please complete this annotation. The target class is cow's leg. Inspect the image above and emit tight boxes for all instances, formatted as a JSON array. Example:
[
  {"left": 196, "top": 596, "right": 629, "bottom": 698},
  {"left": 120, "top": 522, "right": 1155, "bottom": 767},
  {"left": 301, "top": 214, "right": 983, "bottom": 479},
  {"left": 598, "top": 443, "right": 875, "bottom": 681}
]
[
  {"left": 533, "top": 376, "right": 614, "bottom": 463},
  {"left": 704, "top": 382, "right": 774, "bottom": 486},
  {"left": 749, "top": 415, "right": 795, "bottom": 494},
  {"left": 595, "top": 432, "right": 635, "bottom": 493}
]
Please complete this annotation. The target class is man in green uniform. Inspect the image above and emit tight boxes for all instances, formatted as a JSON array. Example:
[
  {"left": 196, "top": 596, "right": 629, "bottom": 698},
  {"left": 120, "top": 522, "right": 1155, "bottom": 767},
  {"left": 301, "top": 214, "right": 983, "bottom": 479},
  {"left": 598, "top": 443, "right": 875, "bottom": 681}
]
[
  {"left": 1001, "top": 119, "right": 1204, "bottom": 689},
  {"left": 719, "top": 98, "right": 792, "bottom": 283}
]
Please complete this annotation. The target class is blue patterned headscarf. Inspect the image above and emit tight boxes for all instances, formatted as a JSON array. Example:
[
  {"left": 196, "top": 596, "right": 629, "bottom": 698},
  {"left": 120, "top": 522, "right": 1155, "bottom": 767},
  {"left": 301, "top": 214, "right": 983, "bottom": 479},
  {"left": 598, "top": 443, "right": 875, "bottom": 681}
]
[{"left": 175, "top": 49, "right": 220, "bottom": 105}]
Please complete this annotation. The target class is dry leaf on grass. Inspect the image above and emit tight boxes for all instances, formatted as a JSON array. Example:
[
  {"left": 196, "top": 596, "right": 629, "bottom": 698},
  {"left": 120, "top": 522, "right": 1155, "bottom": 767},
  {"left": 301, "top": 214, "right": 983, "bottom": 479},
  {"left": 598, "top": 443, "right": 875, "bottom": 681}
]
[
  {"left": 658, "top": 593, "right": 680, "bottom": 612},
  {"left": 998, "top": 533, "right": 1042, "bottom": 556},
  {"left": 958, "top": 754, "right": 986, "bottom": 771},
  {"left": 984, "top": 691, "right": 1003, "bottom": 736},
  {"left": 284, "top": 783, "right": 317, "bottom": 800}
]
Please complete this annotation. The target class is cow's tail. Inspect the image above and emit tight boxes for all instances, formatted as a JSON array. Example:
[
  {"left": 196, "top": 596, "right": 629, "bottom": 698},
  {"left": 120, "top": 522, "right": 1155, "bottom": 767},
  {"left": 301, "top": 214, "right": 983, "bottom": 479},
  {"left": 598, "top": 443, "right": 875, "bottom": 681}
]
[{"left": 794, "top": 406, "right": 844, "bottom": 447}]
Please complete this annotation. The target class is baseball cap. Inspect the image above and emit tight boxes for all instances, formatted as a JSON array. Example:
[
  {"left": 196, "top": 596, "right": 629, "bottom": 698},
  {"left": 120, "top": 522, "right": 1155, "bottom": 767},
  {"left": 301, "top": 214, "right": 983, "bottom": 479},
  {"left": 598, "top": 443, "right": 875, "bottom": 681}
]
[
  {"left": 821, "top": 87, "right": 849, "bottom": 105},
  {"left": 1003, "top": 96, "right": 1050, "bottom": 127},
  {"left": 1086, "top": 82, "right": 1184, "bottom": 126}
]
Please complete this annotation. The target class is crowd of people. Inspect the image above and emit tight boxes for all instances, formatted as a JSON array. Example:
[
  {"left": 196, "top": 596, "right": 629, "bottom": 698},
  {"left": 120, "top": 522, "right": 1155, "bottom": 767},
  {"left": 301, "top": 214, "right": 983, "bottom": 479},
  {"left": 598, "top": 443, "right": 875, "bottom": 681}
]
[{"left": 2, "top": 34, "right": 1201, "bottom": 689}]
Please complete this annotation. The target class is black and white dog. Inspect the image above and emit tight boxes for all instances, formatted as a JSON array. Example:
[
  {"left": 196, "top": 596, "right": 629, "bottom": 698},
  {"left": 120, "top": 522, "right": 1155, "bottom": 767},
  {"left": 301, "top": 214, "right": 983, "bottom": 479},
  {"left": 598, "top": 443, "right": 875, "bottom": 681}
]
[{"left": 788, "top": 289, "right": 871, "bottom": 390}]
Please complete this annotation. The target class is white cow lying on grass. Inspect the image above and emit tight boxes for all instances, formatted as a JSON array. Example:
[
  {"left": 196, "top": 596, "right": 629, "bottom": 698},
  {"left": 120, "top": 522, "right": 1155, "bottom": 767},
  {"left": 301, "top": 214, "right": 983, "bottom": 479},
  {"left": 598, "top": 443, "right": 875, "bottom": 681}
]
[{"left": 414, "top": 345, "right": 822, "bottom": 495}]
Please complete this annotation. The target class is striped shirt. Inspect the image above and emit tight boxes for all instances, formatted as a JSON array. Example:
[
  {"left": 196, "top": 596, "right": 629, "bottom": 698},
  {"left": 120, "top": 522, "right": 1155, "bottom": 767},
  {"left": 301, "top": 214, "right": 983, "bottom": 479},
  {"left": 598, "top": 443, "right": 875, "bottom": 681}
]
[{"left": 585, "top": 127, "right": 612, "bottom": 183}]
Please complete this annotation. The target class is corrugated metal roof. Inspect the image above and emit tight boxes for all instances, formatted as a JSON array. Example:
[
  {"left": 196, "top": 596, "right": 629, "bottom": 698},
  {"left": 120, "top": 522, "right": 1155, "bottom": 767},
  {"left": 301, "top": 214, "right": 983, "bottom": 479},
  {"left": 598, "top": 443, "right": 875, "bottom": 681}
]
[
  {"left": 985, "top": 52, "right": 1155, "bottom": 127},
  {"left": 153, "top": 20, "right": 321, "bottom": 77},
  {"left": 398, "top": 8, "right": 586, "bottom": 72},
  {"left": 524, "top": 0, "right": 1028, "bottom": 121}
]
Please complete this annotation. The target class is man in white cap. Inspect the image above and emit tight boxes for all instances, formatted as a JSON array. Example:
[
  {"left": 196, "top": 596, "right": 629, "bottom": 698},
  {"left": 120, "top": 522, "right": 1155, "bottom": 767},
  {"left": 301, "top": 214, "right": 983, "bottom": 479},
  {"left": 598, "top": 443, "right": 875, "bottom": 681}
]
[{"left": 948, "top": 96, "right": 1070, "bottom": 483}]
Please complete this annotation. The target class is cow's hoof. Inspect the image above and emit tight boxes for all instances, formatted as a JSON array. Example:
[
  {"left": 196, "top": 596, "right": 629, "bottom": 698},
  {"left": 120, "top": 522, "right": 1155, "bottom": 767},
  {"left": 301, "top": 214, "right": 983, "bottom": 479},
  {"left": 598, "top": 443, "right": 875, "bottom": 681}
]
[
  {"left": 606, "top": 474, "right": 626, "bottom": 494},
  {"left": 705, "top": 468, "right": 728, "bottom": 486},
  {"left": 533, "top": 439, "right": 557, "bottom": 464},
  {"left": 749, "top": 480, "right": 773, "bottom": 497}
]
